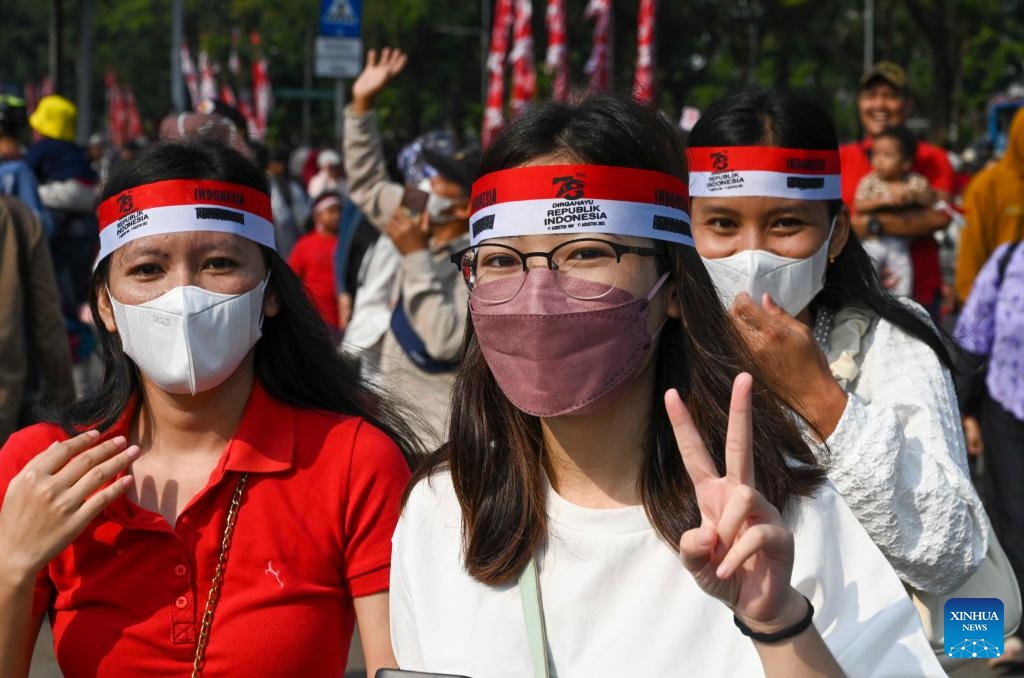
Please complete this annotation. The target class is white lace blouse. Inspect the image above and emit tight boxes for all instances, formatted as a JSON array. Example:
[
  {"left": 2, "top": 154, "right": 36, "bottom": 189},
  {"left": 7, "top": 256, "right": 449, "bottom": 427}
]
[{"left": 812, "top": 301, "right": 987, "bottom": 594}]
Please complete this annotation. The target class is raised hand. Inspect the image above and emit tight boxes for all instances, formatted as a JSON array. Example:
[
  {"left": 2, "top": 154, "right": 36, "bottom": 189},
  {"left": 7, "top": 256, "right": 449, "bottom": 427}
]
[
  {"left": 386, "top": 204, "right": 431, "bottom": 255},
  {"left": 0, "top": 430, "right": 138, "bottom": 579},
  {"left": 666, "top": 373, "right": 808, "bottom": 633},
  {"left": 731, "top": 293, "right": 847, "bottom": 438},
  {"left": 351, "top": 47, "right": 408, "bottom": 114}
]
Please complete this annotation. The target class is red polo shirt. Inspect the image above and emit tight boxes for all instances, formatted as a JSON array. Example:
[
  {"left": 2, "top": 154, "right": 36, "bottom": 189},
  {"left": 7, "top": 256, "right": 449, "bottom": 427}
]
[
  {"left": 839, "top": 138, "right": 955, "bottom": 308},
  {"left": 0, "top": 381, "right": 410, "bottom": 677}
]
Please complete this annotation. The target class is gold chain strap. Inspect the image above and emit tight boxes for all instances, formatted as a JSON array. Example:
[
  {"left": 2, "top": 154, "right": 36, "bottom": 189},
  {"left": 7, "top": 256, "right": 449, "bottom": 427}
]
[{"left": 191, "top": 472, "right": 248, "bottom": 678}]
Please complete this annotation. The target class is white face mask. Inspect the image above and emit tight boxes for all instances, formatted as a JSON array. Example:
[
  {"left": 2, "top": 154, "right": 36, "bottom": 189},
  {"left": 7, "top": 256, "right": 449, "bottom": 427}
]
[
  {"left": 418, "top": 178, "right": 457, "bottom": 223},
  {"left": 700, "top": 215, "right": 836, "bottom": 316},
  {"left": 109, "top": 278, "right": 268, "bottom": 395}
]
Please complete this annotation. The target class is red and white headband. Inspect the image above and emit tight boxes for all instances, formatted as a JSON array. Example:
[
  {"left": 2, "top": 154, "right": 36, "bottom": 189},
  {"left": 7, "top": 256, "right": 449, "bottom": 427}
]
[
  {"left": 96, "top": 179, "right": 275, "bottom": 267},
  {"left": 469, "top": 164, "right": 692, "bottom": 247},
  {"left": 686, "top": 147, "right": 841, "bottom": 201}
]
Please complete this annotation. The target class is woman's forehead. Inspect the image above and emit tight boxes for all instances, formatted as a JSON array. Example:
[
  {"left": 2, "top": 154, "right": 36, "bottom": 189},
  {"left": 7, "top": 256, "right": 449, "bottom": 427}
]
[
  {"left": 112, "top": 231, "right": 257, "bottom": 263},
  {"left": 480, "top": 233, "right": 654, "bottom": 250}
]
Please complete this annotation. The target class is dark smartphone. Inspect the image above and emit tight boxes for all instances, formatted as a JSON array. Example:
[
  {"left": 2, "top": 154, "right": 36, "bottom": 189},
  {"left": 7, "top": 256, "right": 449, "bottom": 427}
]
[
  {"left": 400, "top": 186, "right": 430, "bottom": 218},
  {"left": 375, "top": 670, "right": 472, "bottom": 678}
]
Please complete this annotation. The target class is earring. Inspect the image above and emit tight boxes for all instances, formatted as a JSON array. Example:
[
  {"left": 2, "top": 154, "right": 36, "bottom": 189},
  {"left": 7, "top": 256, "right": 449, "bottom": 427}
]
[{"left": 828, "top": 254, "right": 837, "bottom": 264}]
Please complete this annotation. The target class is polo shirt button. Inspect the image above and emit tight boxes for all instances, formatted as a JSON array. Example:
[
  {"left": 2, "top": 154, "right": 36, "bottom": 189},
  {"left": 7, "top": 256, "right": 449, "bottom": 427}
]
[
  {"left": 174, "top": 565, "right": 187, "bottom": 577},
  {"left": 175, "top": 596, "right": 189, "bottom": 609}
]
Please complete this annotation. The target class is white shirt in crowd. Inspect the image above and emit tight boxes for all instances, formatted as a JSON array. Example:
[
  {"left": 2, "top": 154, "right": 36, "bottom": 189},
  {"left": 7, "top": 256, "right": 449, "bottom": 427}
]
[
  {"left": 815, "top": 300, "right": 988, "bottom": 594},
  {"left": 391, "top": 471, "right": 943, "bottom": 677}
]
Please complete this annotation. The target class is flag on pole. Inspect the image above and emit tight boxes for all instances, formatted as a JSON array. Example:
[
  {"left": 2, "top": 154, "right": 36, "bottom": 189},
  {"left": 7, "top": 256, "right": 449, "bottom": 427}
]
[
  {"left": 250, "top": 31, "right": 272, "bottom": 141},
  {"left": 545, "top": 0, "right": 569, "bottom": 102},
  {"left": 483, "top": 0, "right": 514, "bottom": 148},
  {"left": 104, "top": 70, "right": 126, "bottom": 147},
  {"left": 124, "top": 86, "right": 143, "bottom": 141},
  {"left": 180, "top": 41, "right": 200, "bottom": 109},
  {"left": 198, "top": 49, "right": 218, "bottom": 104},
  {"left": 583, "top": 0, "right": 612, "bottom": 93},
  {"left": 509, "top": 0, "right": 536, "bottom": 118},
  {"left": 229, "top": 28, "right": 242, "bottom": 77},
  {"left": 633, "top": 0, "right": 656, "bottom": 104}
]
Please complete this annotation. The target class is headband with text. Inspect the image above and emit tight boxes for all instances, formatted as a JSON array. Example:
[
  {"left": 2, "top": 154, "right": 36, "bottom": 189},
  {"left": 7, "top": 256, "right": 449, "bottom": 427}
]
[
  {"left": 469, "top": 164, "right": 693, "bottom": 247},
  {"left": 687, "top": 147, "right": 842, "bottom": 201},
  {"left": 96, "top": 179, "right": 275, "bottom": 266}
]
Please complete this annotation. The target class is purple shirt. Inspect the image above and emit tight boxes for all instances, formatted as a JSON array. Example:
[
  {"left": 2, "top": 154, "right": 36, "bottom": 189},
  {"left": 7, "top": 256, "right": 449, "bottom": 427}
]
[{"left": 955, "top": 241, "right": 1024, "bottom": 419}]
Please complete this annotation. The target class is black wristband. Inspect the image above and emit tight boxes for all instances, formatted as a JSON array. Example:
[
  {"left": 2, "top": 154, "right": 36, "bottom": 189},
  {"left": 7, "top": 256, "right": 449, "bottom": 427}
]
[{"left": 733, "top": 595, "right": 815, "bottom": 643}]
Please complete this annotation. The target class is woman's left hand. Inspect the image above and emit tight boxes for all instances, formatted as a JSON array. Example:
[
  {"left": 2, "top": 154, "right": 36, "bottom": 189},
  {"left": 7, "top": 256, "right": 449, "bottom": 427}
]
[
  {"left": 665, "top": 374, "right": 809, "bottom": 633},
  {"left": 731, "top": 293, "right": 846, "bottom": 438}
]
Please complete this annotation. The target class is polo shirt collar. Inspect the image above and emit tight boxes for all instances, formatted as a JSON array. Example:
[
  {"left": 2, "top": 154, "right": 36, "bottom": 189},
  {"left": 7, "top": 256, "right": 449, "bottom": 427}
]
[
  {"left": 221, "top": 380, "right": 295, "bottom": 474},
  {"left": 101, "top": 379, "right": 295, "bottom": 475}
]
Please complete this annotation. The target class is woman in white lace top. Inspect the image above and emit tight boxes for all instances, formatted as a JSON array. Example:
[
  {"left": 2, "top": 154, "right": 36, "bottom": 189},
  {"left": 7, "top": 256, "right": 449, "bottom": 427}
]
[{"left": 686, "top": 89, "right": 986, "bottom": 596}]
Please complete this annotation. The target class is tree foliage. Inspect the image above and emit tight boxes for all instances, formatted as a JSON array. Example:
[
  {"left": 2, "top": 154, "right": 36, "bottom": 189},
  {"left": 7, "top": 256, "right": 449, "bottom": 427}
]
[{"left": 0, "top": 0, "right": 1021, "bottom": 148}]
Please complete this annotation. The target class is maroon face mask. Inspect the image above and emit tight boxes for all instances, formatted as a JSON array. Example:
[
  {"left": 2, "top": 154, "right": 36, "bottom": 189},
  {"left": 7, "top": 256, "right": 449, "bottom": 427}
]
[{"left": 470, "top": 268, "right": 669, "bottom": 417}]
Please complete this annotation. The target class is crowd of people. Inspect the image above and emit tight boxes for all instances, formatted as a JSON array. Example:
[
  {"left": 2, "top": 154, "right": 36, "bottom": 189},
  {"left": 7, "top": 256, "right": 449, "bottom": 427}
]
[{"left": 0, "top": 45, "right": 1022, "bottom": 677}]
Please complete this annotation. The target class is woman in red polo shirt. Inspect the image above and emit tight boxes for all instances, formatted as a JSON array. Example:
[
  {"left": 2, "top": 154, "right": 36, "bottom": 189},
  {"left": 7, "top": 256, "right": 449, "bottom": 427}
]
[{"left": 0, "top": 140, "right": 418, "bottom": 677}]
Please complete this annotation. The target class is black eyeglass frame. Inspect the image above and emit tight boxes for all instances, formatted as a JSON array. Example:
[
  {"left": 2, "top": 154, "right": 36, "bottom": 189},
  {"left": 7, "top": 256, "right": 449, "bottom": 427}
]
[{"left": 449, "top": 237, "right": 661, "bottom": 281}]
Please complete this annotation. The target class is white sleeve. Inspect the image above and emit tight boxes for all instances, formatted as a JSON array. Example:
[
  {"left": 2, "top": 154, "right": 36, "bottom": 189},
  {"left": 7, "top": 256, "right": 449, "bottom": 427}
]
[
  {"left": 822, "top": 311, "right": 987, "bottom": 594},
  {"left": 791, "top": 485, "right": 945, "bottom": 677},
  {"left": 390, "top": 507, "right": 424, "bottom": 669}
]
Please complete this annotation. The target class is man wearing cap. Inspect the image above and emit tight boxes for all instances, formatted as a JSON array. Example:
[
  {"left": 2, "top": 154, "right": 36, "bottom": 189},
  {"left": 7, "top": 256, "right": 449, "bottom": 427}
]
[
  {"left": 839, "top": 62, "right": 955, "bottom": 317},
  {"left": 341, "top": 46, "right": 476, "bottom": 451}
]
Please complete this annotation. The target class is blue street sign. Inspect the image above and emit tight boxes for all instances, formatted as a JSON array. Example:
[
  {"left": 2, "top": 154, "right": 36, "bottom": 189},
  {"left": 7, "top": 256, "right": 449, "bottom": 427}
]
[{"left": 319, "top": 0, "right": 363, "bottom": 38}]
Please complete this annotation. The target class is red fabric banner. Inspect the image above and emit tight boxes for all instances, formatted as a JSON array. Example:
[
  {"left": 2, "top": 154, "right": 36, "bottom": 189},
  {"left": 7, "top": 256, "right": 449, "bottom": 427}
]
[
  {"left": 509, "top": 0, "right": 536, "bottom": 118},
  {"left": 633, "top": 0, "right": 656, "bottom": 104},
  {"left": 180, "top": 41, "right": 200, "bottom": 109},
  {"left": 544, "top": 0, "right": 569, "bottom": 102},
  {"left": 483, "top": 0, "right": 514, "bottom": 148},
  {"left": 583, "top": 0, "right": 612, "bottom": 93}
]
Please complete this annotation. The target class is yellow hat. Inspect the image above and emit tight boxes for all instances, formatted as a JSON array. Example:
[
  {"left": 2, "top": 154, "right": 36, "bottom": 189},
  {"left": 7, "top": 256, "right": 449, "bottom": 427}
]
[{"left": 29, "top": 95, "right": 77, "bottom": 142}]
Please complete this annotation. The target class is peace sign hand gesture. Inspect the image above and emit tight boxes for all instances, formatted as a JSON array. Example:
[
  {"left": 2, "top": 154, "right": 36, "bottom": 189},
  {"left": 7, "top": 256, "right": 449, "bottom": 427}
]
[{"left": 665, "top": 373, "right": 809, "bottom": 634}]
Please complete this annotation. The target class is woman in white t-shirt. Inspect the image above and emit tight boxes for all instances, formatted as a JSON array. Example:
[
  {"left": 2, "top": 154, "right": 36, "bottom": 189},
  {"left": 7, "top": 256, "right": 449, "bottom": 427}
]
[
  {"left": 685, "top": 90, "right": 986, "bottom": 598},
  {"left": 389, "top": 96, "right": 940, "bottom": 677}
]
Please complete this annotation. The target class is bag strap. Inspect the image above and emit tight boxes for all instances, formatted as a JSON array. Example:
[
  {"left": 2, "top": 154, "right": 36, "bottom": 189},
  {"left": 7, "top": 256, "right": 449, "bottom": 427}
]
[
  {"left": 995, "top": 240, "right": 1021, "bottom": 289},
  {"left": 517, "top": 556, "right": 551, "bottom": 678},
  {"left": 389, "top": 296, "right": 460, "bottom": 374}
]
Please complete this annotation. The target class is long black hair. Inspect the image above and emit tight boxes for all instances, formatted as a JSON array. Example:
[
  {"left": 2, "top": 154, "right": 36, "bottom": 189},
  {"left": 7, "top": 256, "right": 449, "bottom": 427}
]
[
  {"left": 688, "top": 88, "right": 953, "bottom": 369},
  {"left": 54, "top": 140, "right": 423, "bottom": 463},
  {"left": 410, "top": 95, "right": 825, "bottom": 586}
]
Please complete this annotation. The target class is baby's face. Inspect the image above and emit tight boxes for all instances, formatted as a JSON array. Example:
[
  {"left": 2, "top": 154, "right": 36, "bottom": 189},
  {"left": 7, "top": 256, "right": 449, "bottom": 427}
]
[{"left": 870, "top": 136, "right": 908, "bottom": 180}]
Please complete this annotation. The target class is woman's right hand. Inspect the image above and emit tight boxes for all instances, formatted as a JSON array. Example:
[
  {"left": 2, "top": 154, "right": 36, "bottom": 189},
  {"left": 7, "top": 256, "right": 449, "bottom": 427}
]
[
  {"left": 0, "top": 431, "right": 138, "bottom": 581},
  {"left": 666, "top": 374, "right": 809, "bottom": 635}
]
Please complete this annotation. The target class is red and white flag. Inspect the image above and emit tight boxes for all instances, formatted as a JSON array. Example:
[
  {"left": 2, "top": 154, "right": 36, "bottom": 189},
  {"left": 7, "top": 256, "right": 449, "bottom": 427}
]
[
  {"left": 180, "top": 41, "right": 200, "bottom": 109},
  {"left": 483, "top": 0, "right": 514, "bottom": 148},
  {"left": 104, "top": 70, "right": 126, "bottom": 147},
  {"left": 509, "top": 0, "right": 536, "bottom": 118},
  {"left": 544, "top": 0, "right": 569, "bottom": 102},
  {"left": 583, "top": 0, "right": 612, "bottom": 93},
  {"left": 633, "top": 0, "right": 656, "bottom": 104},
  {"left": 250, "top": 31, "right": 273, "bottom": 141},
  {"left": 124, "top": 85, "right": 143, "bottom": 141},
  {"left": 228, "top": 27, "right": 242, "bottom": 77},
  {"left": 198, "top": 49, "right": 217, "bottom": 104}
]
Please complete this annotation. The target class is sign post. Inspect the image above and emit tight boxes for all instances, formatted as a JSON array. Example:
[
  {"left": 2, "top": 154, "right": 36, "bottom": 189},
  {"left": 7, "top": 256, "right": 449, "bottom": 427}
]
[{"left": 315, "top": 0, "right": 363, "bottom": 143}]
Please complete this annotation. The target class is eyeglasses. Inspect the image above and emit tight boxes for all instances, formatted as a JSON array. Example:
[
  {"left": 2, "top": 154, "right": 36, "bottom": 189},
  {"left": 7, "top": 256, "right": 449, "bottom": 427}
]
[{"left": 449, "top": 237, "right": 660, "bottom": 303}]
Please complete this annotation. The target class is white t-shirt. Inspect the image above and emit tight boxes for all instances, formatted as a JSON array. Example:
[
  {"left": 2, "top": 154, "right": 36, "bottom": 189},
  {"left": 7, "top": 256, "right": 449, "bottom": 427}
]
[{"left": 391, "top": 471, "right": 943, "bottom": 677}]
